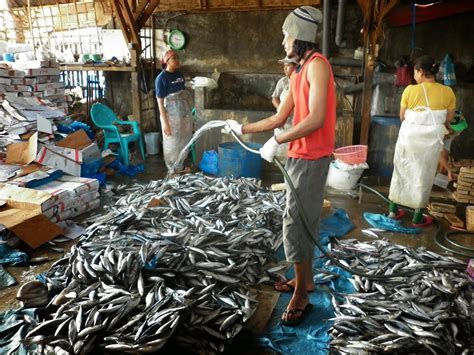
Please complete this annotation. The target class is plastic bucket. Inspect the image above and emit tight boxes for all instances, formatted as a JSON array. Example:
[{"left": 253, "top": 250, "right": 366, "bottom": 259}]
[
  {"left": 4, "top": 53, "right": 14, "bottom": 62},
  {"left": 144, "top": 132, "right": 160, "bottom": 155},
  {"left": 218, "top": 142, "right": 262, "bottom": 178},
  {"left": 326, "top": 161, "right": 365, "bottom": 190}
]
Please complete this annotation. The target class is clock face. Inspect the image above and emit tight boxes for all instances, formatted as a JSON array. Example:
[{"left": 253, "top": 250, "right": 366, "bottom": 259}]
[{"left": 169, "top": 30, "right": 186, "bottom": 50}]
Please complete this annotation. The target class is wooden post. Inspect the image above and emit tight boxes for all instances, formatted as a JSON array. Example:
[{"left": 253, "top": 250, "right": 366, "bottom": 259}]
[
  {"left": 151, "top": 14, "right": 159, "bottom": 131},
  {"left": 359, "top": 51, "right": 374, "bottom": 145},
  {"left": 130, "top": 45, "right": 142, "bottom": 127},
  {"left": 26, "top": 1, "right": 36, "bottom": 59}
]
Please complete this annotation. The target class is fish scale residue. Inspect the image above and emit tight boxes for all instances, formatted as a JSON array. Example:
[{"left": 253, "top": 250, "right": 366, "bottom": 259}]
[
  {"left": 328, "top": 239, "right": 473, "bottom": 354},
  {"left": 21, "top": 174, "right": 285, "bottom": 354}
]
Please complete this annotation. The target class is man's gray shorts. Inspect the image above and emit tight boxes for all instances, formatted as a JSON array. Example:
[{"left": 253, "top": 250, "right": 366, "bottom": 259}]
[{"left": 283, "top": 156, "right": 330, "bottom": 263}]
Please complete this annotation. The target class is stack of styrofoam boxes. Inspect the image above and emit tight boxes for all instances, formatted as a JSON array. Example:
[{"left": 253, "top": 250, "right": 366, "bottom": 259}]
[
  {"left": 0, "top": 68, "right": 10, "bottom": 95},
  {"left": 5, "top": 60, "right": 69, "bottom": 113},
  {"left": 0, "top": 67, "right": 25, "bottom": 97},
  {"left": 36, "top": 176, "right": 100, "bottom": 223}
]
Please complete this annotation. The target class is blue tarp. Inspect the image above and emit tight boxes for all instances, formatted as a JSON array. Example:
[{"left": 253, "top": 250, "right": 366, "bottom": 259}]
[
  {"left": 0, "top": 244, "right": 29, "bottom": 266},
  {"left": 57, "top": 122, "right": 95, "bottom": 140},
  {"left": 107, "top": 160, "right": 145, "bottom": 177},
  {"left": 0, "top": 244, "right": 29, "bottom": 290},
  {"left": 363, "top": 212, "right": 420, "bottom": 234},
  {"left": 23, "top": 169, "right": 63, "bottom": 189},
  {"left": 259, "top": 208, "right": 355, "bottom": 354}
]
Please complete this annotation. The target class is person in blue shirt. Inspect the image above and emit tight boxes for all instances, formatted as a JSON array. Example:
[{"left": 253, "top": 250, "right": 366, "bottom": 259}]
[{"left": 155, "top": 50, "right": 192, "bottom": 174}]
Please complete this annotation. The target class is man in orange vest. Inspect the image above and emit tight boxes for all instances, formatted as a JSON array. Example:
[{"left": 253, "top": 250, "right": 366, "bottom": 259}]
[{"left": 224, "top": 6, "right": 336, "bottom": 326}]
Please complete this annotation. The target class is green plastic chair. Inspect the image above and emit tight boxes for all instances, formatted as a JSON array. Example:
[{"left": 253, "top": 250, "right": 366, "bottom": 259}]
[{"left": 90, "top": 103, "right": 145, "bottom": 166}]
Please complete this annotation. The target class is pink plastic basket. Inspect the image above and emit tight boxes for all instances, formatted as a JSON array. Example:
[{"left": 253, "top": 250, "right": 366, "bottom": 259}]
[{"left": 333, "top": 145, "right": 368, "bottom": 165}]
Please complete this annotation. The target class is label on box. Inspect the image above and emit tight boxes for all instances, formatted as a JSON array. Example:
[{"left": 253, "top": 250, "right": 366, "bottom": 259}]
[{"left": 23, "top": 68, "right": 61, "bottom": 76}]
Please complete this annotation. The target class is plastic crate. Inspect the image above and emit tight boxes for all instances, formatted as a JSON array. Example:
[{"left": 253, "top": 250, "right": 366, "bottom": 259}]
[{"left": 333, "top": 145, "right": 368, "bottom": 165}]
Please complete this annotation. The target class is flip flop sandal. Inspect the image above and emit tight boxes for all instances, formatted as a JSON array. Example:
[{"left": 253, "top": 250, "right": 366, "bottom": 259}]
[
  {"left": 281, "top": 304, "right": 313, "bottom": 327},
  {"left": 412, "top": 214, "right": 433, "bottom": 227}
]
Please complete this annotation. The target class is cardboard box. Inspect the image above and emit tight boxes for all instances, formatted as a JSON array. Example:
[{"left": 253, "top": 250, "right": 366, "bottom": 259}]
[
  {"left": 35, "top": 129, "right": 101, "bottom": 176},
  {"left": 467, "top": 206, "right": 474, "bottom": 232},
  {"left": 0, "top": 182, "right": 63, "bottom": 248},
  {"left": 0, "top": 206, "right": 63, "bottom": 249},
  {"left": 6, "top": 132, "right": 38, "bottom": 165},
  {"left": 23, "top": 68, "right": 60, "bottom": 76},
  {"left": 0, "top": 183, "right": 55, "bottom": 211}
]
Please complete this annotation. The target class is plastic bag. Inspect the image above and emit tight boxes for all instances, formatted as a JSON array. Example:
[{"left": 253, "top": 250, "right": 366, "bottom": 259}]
[
  {"left": 437, "top": 54, "right": 456, "bottom": 86},
  {"left": 163, "top": 90, "right": 193, "bottom": 174},
  {"left": 106, "top": 160, "right": 144, "bottom": 177},
  {"left": 190, "top": 76, "right": 218, "bottom": 90},
  {"left": 363, "top": 212, "right": 420, "bottom": 234},
  {"left": 198, "top": 150, "right": 219, "bottom": 175},
  {"left": 395, "top": 66, "right": 414, "bottom": 86}
]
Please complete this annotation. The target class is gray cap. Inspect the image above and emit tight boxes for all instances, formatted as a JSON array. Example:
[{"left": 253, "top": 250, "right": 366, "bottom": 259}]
[
  {"left": 282, "top": 6, "right": 323, "bottom": 43},
  {"left": 278, "top": 57, "right": 299, "bottom": 65}
]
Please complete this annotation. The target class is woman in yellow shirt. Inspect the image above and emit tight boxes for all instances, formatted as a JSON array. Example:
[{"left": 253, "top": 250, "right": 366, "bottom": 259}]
[{"left": 389, "top": 55, "right": 456, "bottom": 225}]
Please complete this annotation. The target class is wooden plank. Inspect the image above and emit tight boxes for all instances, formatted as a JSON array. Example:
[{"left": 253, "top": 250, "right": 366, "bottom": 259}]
[
  {"left": 460, "top": 166, "right": 474, "bottom": 174},
  {"left": 443, "top": 214, "right": 464, "bottom": 228},
  {"left": 428, "top": 202, "right": 456, "bottom": 214},
  {"left": 60, "top": 64, "right": 134, "bottom": 72},
  {"left": 467, "top": 205, "right": 474, "bottom": 231},
  {"left": 152, "top": 0, "right": 319, "bottom": 12}
]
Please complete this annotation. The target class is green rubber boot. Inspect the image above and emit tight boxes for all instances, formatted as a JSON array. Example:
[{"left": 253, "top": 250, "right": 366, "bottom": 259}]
[
  {"left": 412, "top": 209, "right": 424, "bottom": 224},
  {"left": 388, "top": 201, "right": 398, "bottom": 219}
]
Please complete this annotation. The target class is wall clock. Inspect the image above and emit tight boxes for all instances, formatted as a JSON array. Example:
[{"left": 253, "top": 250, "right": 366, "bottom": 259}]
[{"left": 168, "top": 29, "right": 186, "bottom": 51}]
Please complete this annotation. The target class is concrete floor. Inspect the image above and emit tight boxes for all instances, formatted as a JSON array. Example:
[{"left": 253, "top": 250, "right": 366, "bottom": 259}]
[{"left": 1, "top": 152, "right": 472, "bottom": 353}]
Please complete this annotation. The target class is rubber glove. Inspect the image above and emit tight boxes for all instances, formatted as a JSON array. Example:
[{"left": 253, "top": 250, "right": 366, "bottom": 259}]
[
  {"left": 260, "top": 136, "right": 280, "bottom": 163},
  {"left": 223, "top": 120, "right": 243, "bottom": 136}
]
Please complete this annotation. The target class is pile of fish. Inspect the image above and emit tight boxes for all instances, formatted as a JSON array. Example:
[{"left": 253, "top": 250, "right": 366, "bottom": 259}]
[
  {"left": 327, "top": 239, "right": 473, "bottom": 354},
  {"left": 19, "top": 174, "right": 285, "bottom": 354}
]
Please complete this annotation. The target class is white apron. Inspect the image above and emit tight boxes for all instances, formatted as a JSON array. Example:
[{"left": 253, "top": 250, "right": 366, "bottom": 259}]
[
  {"left": 162, "top": 90, "right": 193, "bottom": 174},
  {"left": 389, "top": 84, "right": 446, "bottom": 209}
]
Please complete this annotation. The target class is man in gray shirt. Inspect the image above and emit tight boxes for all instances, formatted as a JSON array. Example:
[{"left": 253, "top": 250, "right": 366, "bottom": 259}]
[{"left": 272, "top": 57, "right": 298, "bottom": 109}]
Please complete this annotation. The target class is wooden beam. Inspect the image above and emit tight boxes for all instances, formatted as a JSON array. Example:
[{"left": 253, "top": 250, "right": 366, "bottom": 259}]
[
  {"left": 360, "top": 53, "right": 374, "bottom": 145},
  {"left": 116, "top": 0, "right": 140, "bottom": 46},
  {"left": 130, "top": 47, "right": 143, "bottom": 130},
  {"left": 133, "top": 0, "right": 151, "bottom": 21},
  {"left": 60, "top": 64, "right": 134, "bottom": 72},
  {"left": 359, "top": 0, "right": 374, "bottom": 145},
  {"left": 130, "top": 0, "right": 137, "bottom": 13},
  {"left": 110, "top": 0, "right": 131, "bottom": 43},
  {"left": 136, "top": 0, "right": 160, "bottom": 29},
  {"left": 358, "top": 0, "right": 399, "bottom": 145}
]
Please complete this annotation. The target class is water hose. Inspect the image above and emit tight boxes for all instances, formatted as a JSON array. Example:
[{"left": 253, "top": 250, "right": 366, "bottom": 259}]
[{"left": 227, "top": 131, "right": 467, "bottom": 277}]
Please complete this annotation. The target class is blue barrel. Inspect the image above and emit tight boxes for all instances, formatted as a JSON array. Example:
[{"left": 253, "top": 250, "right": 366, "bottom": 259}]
[
  {"left": 368, "top": 115, "right": 401, "bottom": 177},
  {"left": 218, "top": 142, "right": 262, "bottom": 178}
]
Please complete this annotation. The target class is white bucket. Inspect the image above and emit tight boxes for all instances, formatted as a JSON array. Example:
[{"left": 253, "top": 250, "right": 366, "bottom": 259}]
[
  {"left": 144, "top": 132, "right": 160, "bottom": 155},
  {"left": 326, "top": 160, "right": 365, "bottom": 191}
]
